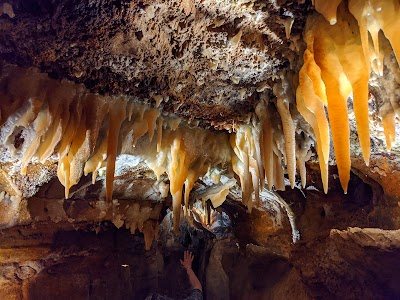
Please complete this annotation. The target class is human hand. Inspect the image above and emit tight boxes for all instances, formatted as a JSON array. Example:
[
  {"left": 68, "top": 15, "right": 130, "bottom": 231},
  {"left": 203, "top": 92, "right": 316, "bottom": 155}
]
[{"left": 180, "top": 250, "right": 194, "bottom": 270}]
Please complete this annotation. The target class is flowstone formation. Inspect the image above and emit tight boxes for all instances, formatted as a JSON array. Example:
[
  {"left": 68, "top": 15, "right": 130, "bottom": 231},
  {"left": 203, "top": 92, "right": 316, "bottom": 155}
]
[{"left": 0, "top": 0, "right": 399, "bottom": 299}]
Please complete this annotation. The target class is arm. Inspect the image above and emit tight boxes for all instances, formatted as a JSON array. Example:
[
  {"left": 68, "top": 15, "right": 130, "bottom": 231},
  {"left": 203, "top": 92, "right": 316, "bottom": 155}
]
[{"left": 180, "top": 250, "right": 203, "bottom": 292}]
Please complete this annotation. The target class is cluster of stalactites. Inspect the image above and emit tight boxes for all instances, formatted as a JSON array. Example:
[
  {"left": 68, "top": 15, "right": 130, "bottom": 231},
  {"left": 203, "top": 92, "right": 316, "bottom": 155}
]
[
  {"left": 231, "top": 88, "right": 313, "bottom": 211},
  {"left": 144, "top": 126, "right": 232, "bottom": 233},
  {"left": 298, "top": 0, "right": 400, "bottom": 193},
  {"left": 314, "top": 0, "right": 400, "bottom": 73},
  {"left": 111, "top": 202, "right": 161, "bottom": 250},
  {"left": 0, "top": 64, "right": 315, "bottom": 230},
  {"left": 0, "top": 65, "right": 163, "bottom": 201},
  {"left": 0, "top": 65, "right": 234, "bottom": 233}
]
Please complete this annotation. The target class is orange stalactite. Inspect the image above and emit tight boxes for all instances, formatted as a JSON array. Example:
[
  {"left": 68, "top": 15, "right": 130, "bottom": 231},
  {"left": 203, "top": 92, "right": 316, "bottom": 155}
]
[
  {"left": 106, "top": 100, "right": 127, "bottom": 202},
  {"left": 382, "top": 111, "right": 396, "bottom": 151},
  {"left": 168, "top": 135, "right": 189, "bottom": 233},
  {"left": 296, "top": 88, "right": 329, "bottom": 193},
  {"left": 276, "top": 96, "right": 296, "bottom": 189},
  {"left": 299, "top": 49, "right": 330, "bottom": 165},
  {"left": 314, "top": 0, "right": 343, "bottom": 25},
  {"left": 273, "top": 151, "right": 285, "bottom": 191}
]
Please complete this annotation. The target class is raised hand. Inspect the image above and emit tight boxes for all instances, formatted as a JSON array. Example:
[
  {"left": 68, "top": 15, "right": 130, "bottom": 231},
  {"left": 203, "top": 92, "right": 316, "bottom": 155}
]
[{"left": 180, "top": 250, "right": 194, "bottom": 270}]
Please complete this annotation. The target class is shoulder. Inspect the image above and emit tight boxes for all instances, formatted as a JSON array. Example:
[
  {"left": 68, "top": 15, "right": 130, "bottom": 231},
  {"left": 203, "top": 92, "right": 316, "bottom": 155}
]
[{"left": 184, "top": 289, "right": 203, "bottom": 300}]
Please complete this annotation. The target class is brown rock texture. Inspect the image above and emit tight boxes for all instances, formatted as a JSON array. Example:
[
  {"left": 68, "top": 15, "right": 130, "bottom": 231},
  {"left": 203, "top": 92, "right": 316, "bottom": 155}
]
[
  {"left": 0, "top": 0, "right": 310, "bottom": 124},
  {"left": 0, "top": 0, "right": 399, "bottom": 299},
  {"left": 0, "top": 170, "right": 398, "bottom": 299}
]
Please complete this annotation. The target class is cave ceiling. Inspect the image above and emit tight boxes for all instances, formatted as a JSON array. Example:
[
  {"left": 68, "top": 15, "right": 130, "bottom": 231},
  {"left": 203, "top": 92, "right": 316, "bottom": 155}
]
[
  {"left": 0, "top": 0, "right": 313, "bottom": 125},
  {"left": 0, "top": 0, "right": 399, "bottom": 250}
]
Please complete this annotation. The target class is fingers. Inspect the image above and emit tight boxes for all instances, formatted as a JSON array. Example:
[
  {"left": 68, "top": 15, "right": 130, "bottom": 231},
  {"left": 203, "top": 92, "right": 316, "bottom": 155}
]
[{"left": 183, "top": 250, "right": 194, "bottom": 262}]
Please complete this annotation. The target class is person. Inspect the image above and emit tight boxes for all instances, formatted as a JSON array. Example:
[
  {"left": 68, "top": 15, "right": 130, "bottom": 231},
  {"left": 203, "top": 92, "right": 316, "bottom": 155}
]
[
  {"left": 179, "top": 250, "right": 203, "bottom": 299},
  {"left": 145, "top": 251, "right": 203, "bottom": 300}
]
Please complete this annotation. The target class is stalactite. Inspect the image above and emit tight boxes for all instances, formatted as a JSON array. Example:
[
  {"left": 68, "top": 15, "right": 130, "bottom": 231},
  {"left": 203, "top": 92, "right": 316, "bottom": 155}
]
[
  {"left": 272, "top": 191, "right": 300, "bottom": 243},
  {"left": 145, "top": 109, "right": 160, "bottom": 142},
  {"left": 298, "top": 49, "right": 330, "bottom": 164},
  {"left": 169, "top": 136, "right": 188, "bottom": 232},
  {"left": 0, "top": 65, "right": 43, "bottom": 127},
  {"left": 349, "top": 0, "right": 400, "bottom": 74},
  {"left": 2, "top": 1, "right": 399, "bottom": 235},
  {"left": 274, "top": 82, "right": 297, "bottom": 189},
  {"left": 141, "top": 220, "right": 159, "bottom": 250},
  {"left": 106, "top": 99, "right": 127, "bottom": 202},
  {"left": 296, "top": 133, "right": 312, "bottom": 189},
  {"left": 314, "top": 0, "right": 343, "bottom": 25},
  {"left": 256, "top": 100, "right": 274, "bottom": 189},
  {"left": 196, "top": 178, "right": 237, "bottom": 208},
  {"left": 84, "top": 135, "right": 108, "bottom": 184},
  {"left": 300, "top": 7, "right": 363, "bottom": 193},
  {"left": 380, "top": 103, "right": 396, "bottom": 151},
  {"left": 184, "top": 158, "right": 208, "bottom": 215},
  {"left": 231, "top": 125, "right": 265, "bottom": 212},
  {"left": 303, "top": 0, "right": 400, "bottom": 193},
  {"left": 21, "top": 105, "right": 52, "bottom": 174},
  {"left": 296, "top": 88, "right": 329, "bottom": 193},
  {"left": 252, "top": 124, "right": 264, "bottom": 190},
  {"left": 273, "top": 151, "right": 285, "bottom": 191},
  {"left": 156, "top": 118, "right": 163, "bottom": 152},
  {"left": 143, "top": 126, "right": 232, "bottom": 232}
]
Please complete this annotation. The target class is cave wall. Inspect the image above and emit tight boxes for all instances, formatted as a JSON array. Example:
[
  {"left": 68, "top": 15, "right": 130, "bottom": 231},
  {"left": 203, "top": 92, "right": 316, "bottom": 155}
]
[{"left": 0, "top": 170, "right": 399, "bottom": 300}]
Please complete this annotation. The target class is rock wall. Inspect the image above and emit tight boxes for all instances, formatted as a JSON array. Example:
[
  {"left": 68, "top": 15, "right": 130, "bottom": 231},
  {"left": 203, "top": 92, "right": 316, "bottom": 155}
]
[{"left": 0, "top": 169, "right": 398, "bottom": 299}]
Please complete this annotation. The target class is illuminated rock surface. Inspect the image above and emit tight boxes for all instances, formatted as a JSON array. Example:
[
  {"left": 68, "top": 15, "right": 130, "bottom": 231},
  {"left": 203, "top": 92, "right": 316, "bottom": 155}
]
[{"left": 0, "top": 0, "right": 399, "bottom": 299}]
